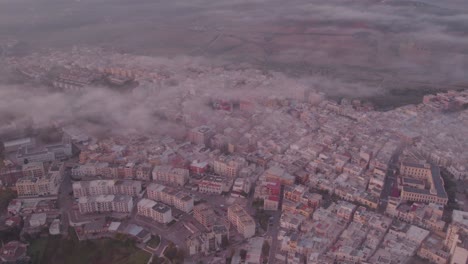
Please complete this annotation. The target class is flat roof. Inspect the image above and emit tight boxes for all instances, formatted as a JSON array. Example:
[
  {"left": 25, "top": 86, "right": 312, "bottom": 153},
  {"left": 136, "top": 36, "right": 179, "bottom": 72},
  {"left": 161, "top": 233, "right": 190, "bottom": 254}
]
[{"left": 4, "top": 138, "right": 33, "bottom": 148}]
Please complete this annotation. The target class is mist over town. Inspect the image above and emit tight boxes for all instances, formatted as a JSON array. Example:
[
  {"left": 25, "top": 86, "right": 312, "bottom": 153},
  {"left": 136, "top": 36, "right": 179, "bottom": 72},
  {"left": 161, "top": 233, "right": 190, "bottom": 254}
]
[{"left": 0, "top": 0, "right": 467, "bottom": 264}]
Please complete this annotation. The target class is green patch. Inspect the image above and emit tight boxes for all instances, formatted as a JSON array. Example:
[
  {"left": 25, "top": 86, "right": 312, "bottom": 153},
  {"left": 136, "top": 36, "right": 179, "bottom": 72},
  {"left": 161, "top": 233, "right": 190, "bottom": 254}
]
[
  {"left": 0, "top": 188, "right": 16, "bottom": 213},
  {"left": 27, "top": 235, "right": 150, "bottom": 264},
  {"left": 147, "top": 235, "right": 161, "bottom": 248},
  {"left": 254, "top": 209, "right": 271, "bottom": 231}
]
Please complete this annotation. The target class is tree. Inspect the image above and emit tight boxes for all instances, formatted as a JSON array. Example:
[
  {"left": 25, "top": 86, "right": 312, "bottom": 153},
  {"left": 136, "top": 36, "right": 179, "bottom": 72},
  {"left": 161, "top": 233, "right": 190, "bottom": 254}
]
[
  {"left": 240, "top": 249, "right": 247, "bottom": 261},
  {"left": 262, "top": 241, "right": 270, "bottom": 257},
  {"left": 221, "top": 235, "right": 229, "bottom": 249}
]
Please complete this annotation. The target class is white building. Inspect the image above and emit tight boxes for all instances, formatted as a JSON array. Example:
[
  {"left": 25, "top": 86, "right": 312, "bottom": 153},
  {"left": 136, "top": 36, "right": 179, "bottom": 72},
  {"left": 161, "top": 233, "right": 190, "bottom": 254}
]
[
  {"left": 72, "top": 180, "right": 142, "bottom": 198},
  {"left": 16, "top": 162, "right": 64, "bottom": 197},
  {"left": 198, "top": 175, "right": 228, "bottom": 194},
  {"left": 78, "top": 195, "right": 133, "bottom": 214},
  {"left": 213, "top": 155, "right": 247, "bottom": 178},
  {"left": 137, "top": 198, "right": 173, "bottom": 224},
  {"left": 146, "top": 183, "right": 193, "bottom": 213},
  {"left": 152, "top": 166, "right": 188, "bottom": 186},
  {"left": 29, "top": 213, "right": 47, "bottom": 227},
  {"left": 227, "top": 204, "right": 256, "bottom": 238}
]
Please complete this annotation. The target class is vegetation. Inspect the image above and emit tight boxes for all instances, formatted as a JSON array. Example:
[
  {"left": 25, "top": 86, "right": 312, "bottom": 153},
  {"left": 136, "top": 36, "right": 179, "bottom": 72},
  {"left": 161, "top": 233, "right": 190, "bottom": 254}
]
[
  {"left": 151, "top": 257, "right": 170, "bottom": 264},
  {"left": 163, "top": 242, "right": 185, "bottom": 264},
  {"left": 147, "top": 235, "right": 161, "bottom": 248},
  {"left": 220, "top": 235, "right": 229, "bottom": 249},
  {"left": 252, "top": 198, "right": 264, "bottom": 209},
  {"left": 0, "top": 226, "right": 22, "bottom": 242},
  {"left": 261, "top": 241, "right": 270, "bottom": 264},
  {"left": 27, "top": 230, "right": 150, "bottom": 264},
  {"left": 240, "top": 249, "right": 247, "bottom": 261},
  {"left": 262, "top": 241, "right": 270, "bottom": 256},
  {"left": 0, "top": 188, "right": 17, "bottom": 213},
  {"left": 254, "top": 209, "right": 271, "bottom": 231}
]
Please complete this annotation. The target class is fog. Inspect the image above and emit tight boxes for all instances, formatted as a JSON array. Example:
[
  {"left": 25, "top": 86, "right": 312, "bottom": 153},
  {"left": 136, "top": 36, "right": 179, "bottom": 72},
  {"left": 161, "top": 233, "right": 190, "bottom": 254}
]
[{"left": 1, "top": 0, "right": 468, "bottom": 137}]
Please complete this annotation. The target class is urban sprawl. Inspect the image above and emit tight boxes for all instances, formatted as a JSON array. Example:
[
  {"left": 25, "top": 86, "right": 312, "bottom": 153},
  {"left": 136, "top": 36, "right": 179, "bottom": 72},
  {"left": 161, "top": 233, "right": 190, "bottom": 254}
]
[{"left": 0, "top": 46, "right": 467, "bottom": 264}]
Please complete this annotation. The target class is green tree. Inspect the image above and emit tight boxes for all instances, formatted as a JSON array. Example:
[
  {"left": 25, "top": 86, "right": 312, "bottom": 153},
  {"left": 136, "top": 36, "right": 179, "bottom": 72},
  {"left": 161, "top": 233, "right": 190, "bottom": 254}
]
[{"left": 262, "top": 241, "right": 270, "bottom": 257}]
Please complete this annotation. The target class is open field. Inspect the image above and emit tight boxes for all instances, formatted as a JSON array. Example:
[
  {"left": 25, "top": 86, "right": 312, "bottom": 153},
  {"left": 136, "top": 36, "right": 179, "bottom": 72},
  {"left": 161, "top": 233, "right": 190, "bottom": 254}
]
[{"left": 28, "top": 233, "right": 151, "bottom": 264}]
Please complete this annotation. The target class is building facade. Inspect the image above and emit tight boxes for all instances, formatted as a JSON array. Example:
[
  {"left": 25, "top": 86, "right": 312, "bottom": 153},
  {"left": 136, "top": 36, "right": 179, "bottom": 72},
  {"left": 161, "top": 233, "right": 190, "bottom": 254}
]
[
  {"left": 72, "top": 180, "right": 142, "bottom": 198},
  {"left": 137, "top": 198, "right": 173, "bottom": 224},
  {"left": 78, "top": 195, "right": 134, "bottom": 214},
  {"left": 147, "top": 183, "right": 194, "bottom": 213},
  {"left": 152, "top": 166, "right": 189, "bottom": 186},
  {"left": 227, "top": 204, "right": 256, "bottom": 238}
]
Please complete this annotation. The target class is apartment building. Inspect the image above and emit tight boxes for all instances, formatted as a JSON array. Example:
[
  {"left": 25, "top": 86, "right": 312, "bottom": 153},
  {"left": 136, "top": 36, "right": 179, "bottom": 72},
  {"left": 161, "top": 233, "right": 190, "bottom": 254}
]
[
  {"left": 227, "top": 204, "right": 256, "bottom": 238},
  {"left": 135, "top": 163, "right": 153, "bottom": 181},
  {"left": 399, "top": 161, "right": 448, "bottom": 205},
  {"left": 78, "top": 195, "right": 133, "bottom": 214},
  {"left": 22, "top": 162, "right": 46, "bottom": 178},
  {"left": 72, "top": 180, "right": 142, "bottom": 198},
  {"left": 198, "top": 175, "right": 227, "bottom": 194},
  {"left": 16, "top": 162, "right": 63, "bottom": 197},
  {"left": 71, "top": 162, "right": 109, "bottom": 177},
  {"left": 193, "top": 203, "right": 216, "bottom": 229},
  {"left": 188, "top": 125, "right": 214, "bottom": 146},
  {"left": 232, "top": 177, "right": 251, "bottom": 197},
  {"left": 146, "top": 183, "right": 194, "bottom": 213},
  {"left": 401, "top": 161, "right": 432, "bottom": 179},
  {"left": 445, "top": 210, "right": 468, "bottom": 263},
  {"left": 16, "top": 143, "right": 72, "bottom": 164},
  {"left": 213, "top": 155, "right": 246, "bottom": 178},
  {"left": 137, "top": 198, "right": 173, "bottom": 224},
  {"left": 152, "top": 165, "right": 188, "bottom": 186}
]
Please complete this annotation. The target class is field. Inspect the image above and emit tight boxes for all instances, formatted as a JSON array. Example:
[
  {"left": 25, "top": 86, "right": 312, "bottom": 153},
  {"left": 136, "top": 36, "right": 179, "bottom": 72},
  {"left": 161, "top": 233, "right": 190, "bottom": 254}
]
[{"left": 28, "top": 233, "right": 151, "bottom": 264}]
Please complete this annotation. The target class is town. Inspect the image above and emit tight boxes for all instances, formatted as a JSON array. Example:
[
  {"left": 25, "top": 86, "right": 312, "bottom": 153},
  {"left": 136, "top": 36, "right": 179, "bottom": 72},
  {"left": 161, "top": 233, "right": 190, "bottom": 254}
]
[{"left": 0, "top": 47, "right": 467, "bottom": 264}]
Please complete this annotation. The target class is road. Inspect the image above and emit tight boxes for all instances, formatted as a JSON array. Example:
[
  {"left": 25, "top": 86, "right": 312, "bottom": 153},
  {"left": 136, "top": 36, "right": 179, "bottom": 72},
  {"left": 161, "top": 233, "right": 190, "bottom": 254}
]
[
  {"left": 378, "top": 147, "right": 403, "bottom": 213},
  {"left": 267, "top": 185, "right": 284, "bottom": 264},
  {"left": 58, "top": 165, "right": 75, "bottom": 234}
]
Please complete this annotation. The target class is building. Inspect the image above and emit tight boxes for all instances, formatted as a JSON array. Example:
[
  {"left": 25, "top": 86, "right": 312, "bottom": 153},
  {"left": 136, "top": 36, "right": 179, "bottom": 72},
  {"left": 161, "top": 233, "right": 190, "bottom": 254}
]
[
  {"left": 0, "top": 166, "right": 23, "bottom": 187},
  {"left": 417, "top": 234, "right": 450, "bottom": 264},
  {"left": 16, "top": 162, "right": 64, "bottom": 197},
  {"left": 231, "top": 177, "right": 251, "bottom": 197},
  {"left": 152, "top": 165, "right": 188, "bottom": 186},
  {"left": 29, "top": 212, "right": 47, "bottom": 227},
  {"left": 264, "top": 195, "right": 280, "bottom": 211},
  {"left": 284, "top": 185, "right": 307, "bottom": 203},
  {"left": 263, "top": 166, "right": 295, "bottom": 186},
  {"left": 188, "top": 126, "right": 214, "bottom": 146},
  {"left": 7, "top": 199, "right": 21, "bottom": 215},
  {"left": 78, "top": 195, "right": 133, "bottom": 214},
  {"left": 213, "top": 155, "right": 246, "bottom": 178},
  {"left": 227, "top": 204, "right": 256, "bottom": 238},
  {"left": 137, "top": 198, "right": 173, "bottom": 224},
  {"left": 146, "top": 183, "right": 194, "bottom": 213},
  {"left": 49, "top": 219, "right": 61, "bottom": 235},
  {"left": 135, "top": 163, "right": 153, "bottom": 181},
  {"left": 3, "top": 137, "right": 35, "bottom": 153},
  {"left": 445, "top": 210, "right": 468, "bottom": 264},
  {"left": 401, "top": 161, "right": 432, "bottom": 179},
  {"left": 21, "top": 162, "right": 46, "bottom": 178},
  {"left": 193, "top": 203, "right": 216, "bottom": 229},
  {"left": 400, "top": 162, "right": 448, "bottom": 205},
  {"left": 198, "top": 175, "right": 227, "bottom": 194},
  {"left": 0, "top": 241, "right": 28, "bottom": 263},
  {"left": 16, "top": 143, "right": 72, "bottom": 164},
  {"left": 72, "top": 180, "right": 142, "bottom": 198},
  {"left": 190, "top": 160, "right": 209, "bottom": 175}
]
